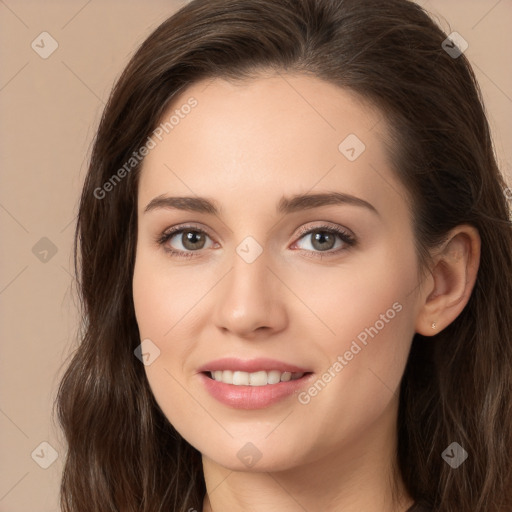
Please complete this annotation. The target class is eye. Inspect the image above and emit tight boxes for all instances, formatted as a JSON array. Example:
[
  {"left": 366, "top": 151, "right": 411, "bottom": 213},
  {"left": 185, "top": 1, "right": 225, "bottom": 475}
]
[
  {"left": 292, "top": 223, "right": 356, "bottom": 257},
  {"left": 156, "top": 225, "right": 216, "bottom": 258},
  {"left": 156, "top": 222, "right": 356, "bottom": 259}
]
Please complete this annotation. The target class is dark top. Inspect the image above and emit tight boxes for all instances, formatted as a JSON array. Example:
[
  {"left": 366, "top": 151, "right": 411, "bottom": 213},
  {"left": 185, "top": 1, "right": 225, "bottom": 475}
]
[{"left": 406, "top": 502, "right": 432, "bottom": 512}]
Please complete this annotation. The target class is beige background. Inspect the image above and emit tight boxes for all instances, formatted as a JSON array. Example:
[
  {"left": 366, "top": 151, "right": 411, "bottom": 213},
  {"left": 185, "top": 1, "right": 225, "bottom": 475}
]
[{"left": 1, "top": 1, "right": 510, "bottom": 511}]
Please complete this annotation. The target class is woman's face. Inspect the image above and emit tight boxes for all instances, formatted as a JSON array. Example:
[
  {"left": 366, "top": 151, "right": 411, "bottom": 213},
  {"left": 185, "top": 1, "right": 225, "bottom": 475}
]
[{"left": 133, "top": 73, "right": 424, "bottom": 471}]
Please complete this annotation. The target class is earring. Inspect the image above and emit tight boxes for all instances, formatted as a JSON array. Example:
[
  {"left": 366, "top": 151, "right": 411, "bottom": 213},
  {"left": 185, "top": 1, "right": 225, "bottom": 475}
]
[{"left": 431, "top": 322, "right": 437, "bottom": 329}]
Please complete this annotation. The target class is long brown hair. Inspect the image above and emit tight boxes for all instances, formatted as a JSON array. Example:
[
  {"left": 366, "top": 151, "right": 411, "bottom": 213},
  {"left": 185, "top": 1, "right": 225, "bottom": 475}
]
[{"left": 54, "top": 0, "right": 512, "bottom": 510}]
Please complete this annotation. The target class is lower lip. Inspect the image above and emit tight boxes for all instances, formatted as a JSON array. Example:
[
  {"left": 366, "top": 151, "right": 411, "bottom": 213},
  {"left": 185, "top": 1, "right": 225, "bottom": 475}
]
[{"left": 198, "top": 372, "right": 315, "bottom": 409}]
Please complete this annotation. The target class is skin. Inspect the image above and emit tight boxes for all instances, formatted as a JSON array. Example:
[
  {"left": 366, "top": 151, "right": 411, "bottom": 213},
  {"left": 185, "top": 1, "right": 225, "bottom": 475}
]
[{"left": 132, "top": 72, "right": 480, "bottom": 512}]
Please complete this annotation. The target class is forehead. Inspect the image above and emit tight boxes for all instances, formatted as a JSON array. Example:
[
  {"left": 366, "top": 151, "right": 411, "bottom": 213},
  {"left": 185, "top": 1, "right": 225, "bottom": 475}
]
[{"left": 137, "top": 73, "right": 406, "bottom": 219}]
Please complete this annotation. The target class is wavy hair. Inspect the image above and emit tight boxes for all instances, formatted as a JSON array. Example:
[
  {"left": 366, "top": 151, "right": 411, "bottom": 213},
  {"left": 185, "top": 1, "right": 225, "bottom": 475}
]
[{"left": 54, "top": 0, "right": 512, "bottom": 510}]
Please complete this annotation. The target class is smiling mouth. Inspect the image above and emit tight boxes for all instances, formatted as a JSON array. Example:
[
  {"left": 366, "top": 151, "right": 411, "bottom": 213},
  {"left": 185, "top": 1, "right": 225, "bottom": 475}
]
[{"left": 203, "top": 370, "right": 313, "bottom": 386}]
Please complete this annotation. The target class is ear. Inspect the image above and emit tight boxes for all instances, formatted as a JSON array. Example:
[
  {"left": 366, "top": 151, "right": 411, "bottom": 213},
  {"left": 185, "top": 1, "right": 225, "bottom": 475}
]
[{"left": 415, "top": 224, "right": 481, "bottom": 336}]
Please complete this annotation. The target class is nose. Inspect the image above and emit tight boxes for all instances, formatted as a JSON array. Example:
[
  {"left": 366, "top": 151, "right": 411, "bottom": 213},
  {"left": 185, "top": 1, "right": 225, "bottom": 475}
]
[{"left": 212, "top": 246, "right": 288, "bottom": 338}]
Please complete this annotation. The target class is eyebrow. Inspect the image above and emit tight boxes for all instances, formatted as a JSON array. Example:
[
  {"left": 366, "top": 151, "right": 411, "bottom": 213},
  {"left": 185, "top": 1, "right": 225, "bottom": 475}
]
[{"left": 143, "top": 191, "right": 379, "bottom": 217}]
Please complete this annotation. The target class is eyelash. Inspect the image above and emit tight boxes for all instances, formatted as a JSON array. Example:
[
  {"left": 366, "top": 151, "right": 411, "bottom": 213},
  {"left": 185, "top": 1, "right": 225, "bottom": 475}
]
[{"left": 155, "top": 223, "right": 356, "bottom": 260}]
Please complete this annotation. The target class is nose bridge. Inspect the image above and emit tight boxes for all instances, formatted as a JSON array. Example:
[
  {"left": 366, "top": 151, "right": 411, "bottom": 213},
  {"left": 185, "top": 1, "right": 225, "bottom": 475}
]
[
  {"left": 225, "top": 244, "right": 273, "bottom": 313},
  {"left": 213, "top": 239, "right": 287, "bottom": 335}
]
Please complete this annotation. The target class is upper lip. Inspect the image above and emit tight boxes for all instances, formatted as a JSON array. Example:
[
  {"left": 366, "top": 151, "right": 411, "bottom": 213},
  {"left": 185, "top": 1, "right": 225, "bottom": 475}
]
[{"left": 197, "top": 357, "right": 312, "bottom": 373}]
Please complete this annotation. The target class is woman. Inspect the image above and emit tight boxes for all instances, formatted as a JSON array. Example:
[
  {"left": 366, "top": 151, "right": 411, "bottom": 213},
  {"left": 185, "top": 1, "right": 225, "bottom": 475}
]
[{"left": 55, "top": 0, "right": 512, "bottom": 511}]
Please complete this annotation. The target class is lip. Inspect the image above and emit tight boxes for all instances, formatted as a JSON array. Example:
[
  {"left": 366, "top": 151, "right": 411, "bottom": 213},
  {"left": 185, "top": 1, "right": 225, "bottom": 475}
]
[
  {"left": 198, "top": 371, "right": 316, "bottom": 409},
  {"left": 197, "top": 357, "right": 311, "bottom": 373}
]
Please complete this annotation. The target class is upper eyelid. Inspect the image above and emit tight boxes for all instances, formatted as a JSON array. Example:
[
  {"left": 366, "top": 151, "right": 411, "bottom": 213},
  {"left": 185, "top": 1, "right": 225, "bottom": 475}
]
[
  {"left": 165, "top": 224, "right": 215, "bottom": 241},
  {"left": 295, "top": 221, "right": 354, "bottom": 237}
]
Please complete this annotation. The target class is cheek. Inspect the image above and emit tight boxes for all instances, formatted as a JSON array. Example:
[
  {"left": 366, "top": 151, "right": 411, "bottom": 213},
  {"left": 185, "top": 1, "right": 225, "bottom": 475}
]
[
  {"left": 132, "top": 256, "right": 207, "bottom": 444},
  {"left": 292, "top": 240, "right": 417, "bottom": 350},
  {"left": 132, "top": 249, "right": 216, "bottom": 401},
  {"left": 291, "top": 243, "right": 418, "bottom": 411},
  {"left": 132, "top": 247, "right": 208, "bottom": 340}
]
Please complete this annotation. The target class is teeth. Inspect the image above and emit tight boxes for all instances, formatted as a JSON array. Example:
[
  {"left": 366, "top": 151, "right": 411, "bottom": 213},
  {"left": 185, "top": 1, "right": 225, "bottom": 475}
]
[{"left": 210, "top": 370, "right": 305, "bottom": 386}]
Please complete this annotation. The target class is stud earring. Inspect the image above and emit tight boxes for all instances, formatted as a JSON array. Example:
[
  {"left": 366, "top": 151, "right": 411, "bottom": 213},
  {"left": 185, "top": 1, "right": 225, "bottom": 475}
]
[{"left": 431, "top": 322, "right": 437, "bottom": 329}]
